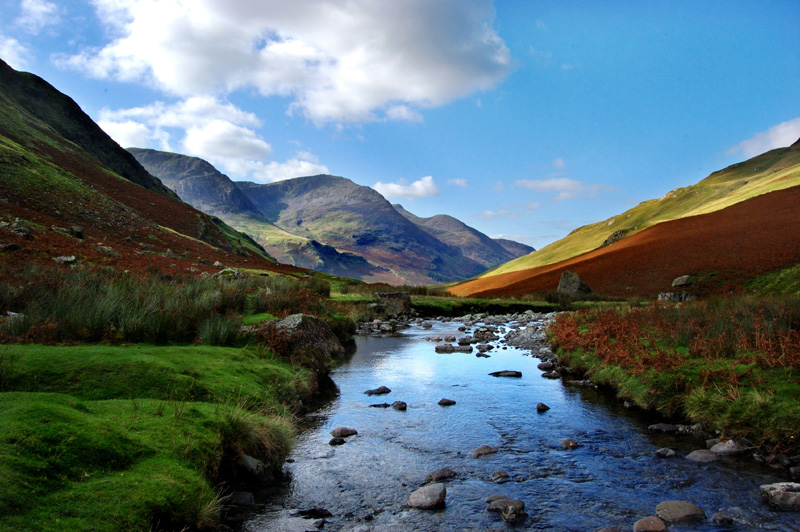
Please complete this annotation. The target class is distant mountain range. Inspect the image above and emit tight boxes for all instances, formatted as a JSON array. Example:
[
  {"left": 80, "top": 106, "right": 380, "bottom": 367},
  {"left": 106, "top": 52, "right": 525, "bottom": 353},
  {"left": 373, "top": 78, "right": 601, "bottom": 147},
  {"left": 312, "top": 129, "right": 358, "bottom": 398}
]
[{"left": 129, "top": 148, "right": 534, "bottom": 284}]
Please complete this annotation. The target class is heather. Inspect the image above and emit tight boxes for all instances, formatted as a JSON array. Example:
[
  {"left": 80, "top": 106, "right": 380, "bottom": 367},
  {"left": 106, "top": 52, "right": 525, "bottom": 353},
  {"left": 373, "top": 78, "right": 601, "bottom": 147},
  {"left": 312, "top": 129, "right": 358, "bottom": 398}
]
[{"left": 548, "top": 296, "right": 800, "bottom": 451}]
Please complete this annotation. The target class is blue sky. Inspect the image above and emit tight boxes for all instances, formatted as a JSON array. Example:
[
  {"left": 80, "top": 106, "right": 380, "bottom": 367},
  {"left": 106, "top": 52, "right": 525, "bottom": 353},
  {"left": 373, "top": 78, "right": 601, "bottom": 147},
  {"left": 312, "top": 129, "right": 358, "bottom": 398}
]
[{"left": 1, "top": 0, "right": 798, "bottom": 249}]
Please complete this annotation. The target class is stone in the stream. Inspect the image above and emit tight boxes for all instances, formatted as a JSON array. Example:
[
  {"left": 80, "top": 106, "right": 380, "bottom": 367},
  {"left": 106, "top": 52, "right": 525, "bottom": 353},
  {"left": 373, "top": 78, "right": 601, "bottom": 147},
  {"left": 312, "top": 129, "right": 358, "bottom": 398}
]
[
  {"left": 560, "top": 438, "right": 580, "bottom": 450},
  {"left": 435, "top": 344, "right": 455, "bottom": 353},
  {"left": 476, "top": 353, "right": 491, "bottom": 358},
  {"left": 228, "top": 491, "right": 255, "bottom": 506},
  {"left": 489, "top": 370, "right": 522, "bottom": 378},
  {"left": 391, "top": 401, "right": 407, "bottom": 411},
  {"left": 329, "top": 437, "right": 346, "bottom": 446},
  {"left": 536, "top": 403, "right": 550, "bottom": 413},
  {"left": 491, "top": 470, "right": 510, "bottom": 483},
  {"left": 632, "top": 516, "right": 667, "bottom": 532},
  {"left": 537, "top": 361, "right": 554, "bottom": 371},
  {"left": 655, "top": 448, "right": 676, "bottom": 458},
  {"left": 710, "top": 439, "right": 748, "bottom": 456},
  {"left": 369, "top": 403, "right": 391, "bottom": 408},
  {"left": 330, "top": 427, "right": 358, "bottom": 438},
  {"left": 655, "top": 500, "right": 706, "bottom": 522},
  {"left": 470, "top": 444, "right": 498, "bottom": 458},
  {"left": 686, "top": 449, "right": 720, "bottom": 463},
  {"left": 710, "top": 511, "right": 735, "bottom": 525},
  {"left": 407, "top": 483, "right": 446, "bottom": 509},
  {"left": 425, "top": 468, "right": 457, "bottom": 484},
  {"left": 294, "top": 508, "right": 333, "bottom": 519},
  {"left": 438, "top": 398, "right": 456, "bottom": 406},
  {"left": 760, "top": 482, "right": 800, "bottom": 511},
  {"left": 364, "top": 386, "right": 391, "bottom": 396},
  {"left": 648, "top": 423, "right": 678, "bottom": 434},
  {"left": 541, "top": 371, "right": 560, "bottom": 379},
  {"left": 486, "top": 495, "right": 526, "bottom": 523}
]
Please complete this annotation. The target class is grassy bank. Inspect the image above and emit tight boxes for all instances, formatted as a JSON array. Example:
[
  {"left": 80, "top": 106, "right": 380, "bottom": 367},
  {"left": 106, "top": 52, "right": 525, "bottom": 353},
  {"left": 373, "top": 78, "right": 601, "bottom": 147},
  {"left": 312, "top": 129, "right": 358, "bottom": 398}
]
[{"left": 548, "top": 296, "right": 800, "bottom": 453}]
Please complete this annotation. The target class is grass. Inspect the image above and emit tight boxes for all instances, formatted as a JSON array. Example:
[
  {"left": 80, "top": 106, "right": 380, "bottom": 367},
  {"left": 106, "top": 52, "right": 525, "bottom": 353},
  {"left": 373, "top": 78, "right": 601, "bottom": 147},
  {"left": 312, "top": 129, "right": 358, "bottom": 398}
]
[
  {"left": 548, "top": 296, "right": 800, "bottom": 451},
  {"left": 0, "top": 343, "right": 310, "bottom": 531}
]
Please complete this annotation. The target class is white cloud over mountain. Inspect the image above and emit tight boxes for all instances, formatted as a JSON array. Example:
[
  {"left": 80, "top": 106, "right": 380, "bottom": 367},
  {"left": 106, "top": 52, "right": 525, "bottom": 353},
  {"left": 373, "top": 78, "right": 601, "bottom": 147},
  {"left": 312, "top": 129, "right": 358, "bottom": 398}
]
[
  {"left": 373, "top": 176, "right": 439, "bottom": 200},
  {"left": 65, "top": 0, "right": 512, "bottom": 124},
  {"left": 727, "top": 117, "right": 800, "bottom": 158}
]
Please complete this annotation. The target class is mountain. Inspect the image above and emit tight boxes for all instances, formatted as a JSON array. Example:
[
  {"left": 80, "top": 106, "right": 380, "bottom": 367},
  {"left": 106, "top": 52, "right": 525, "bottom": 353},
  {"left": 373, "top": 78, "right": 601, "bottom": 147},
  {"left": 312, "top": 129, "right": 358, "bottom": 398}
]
[
  {"left": 451, "top": 140, "right": 800, "bottom": 298},
  {"left": 0, "top": 58, "right": 292, "bottom": 276},
  {"left": 493, "top": 238, "right": 535, "bottom": 258},
  {"left": 393, "top": 204, "right": 532, "bottom": 268},
  {"left": 129, "top": 148, "right": 533, "bottom": 285}
]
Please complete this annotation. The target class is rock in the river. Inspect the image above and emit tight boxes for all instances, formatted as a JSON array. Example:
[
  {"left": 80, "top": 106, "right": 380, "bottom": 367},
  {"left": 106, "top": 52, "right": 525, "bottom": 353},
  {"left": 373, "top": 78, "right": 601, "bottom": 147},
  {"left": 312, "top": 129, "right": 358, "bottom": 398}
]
[
  {"left": 329, "top": 437, "right": 346, "bottom": 446},
  {"left": 435, "top": 344, "right": 455, "bottom": 353},
  {"left": 710, "top": 439, "right": 748, "bottom": 456},
  {"left": 391, "top": 401, "right": 407, "bottom": 411},
  {"left": 330, "top": 427, "right": 358, "bottom": 438},
  {"left": 237, "top": 454, "right": 267, "bottom": 480},
  {"left": 686, "top": 449, "right": 720, "bottom": 463},
  {"left": 648, "top": 423, "right": 678, "bottom": 434},
  {"left": 655, "top": 448, "right": 676, "bottom": 458},
  {"left": 228, "top": 491, "right": 255, "bottom": 506},
  {"left": 541, "top": 371, "right": 560, "bottom": 379},
  {"left": 486, "top": 495, "right": 526, "bottom": 523},
  {"left": 656, "top": 500, "right": 706, "bottom": 522},
  {"left": 760, "top": 482, "right": 800, "bottom": 511},
  {"left": 438, "top": 398, "right": 456, "bottom": 406},
  {"left": 536, "top": 403, "right": 550, "bottom": 413},
  {"left": 425, "top": 468, "right": 457, "bottom": 484},
  {"left": 537, "top": 361, "right": 555, "bottom": 371},
  {"left": 407, "top": 483, "right": 446, "bottom": 509},
  {"left": 489, "top": 370, "right": 522, "bottom": 378},
  {"left": 364, "top": 386, "right": 391, "bottom": 396},
  {"left": 369, "top": 403, "right": 391, "bottom": 408},
  {"left": 632, "top": 516, "right": 667, "bottom": 532},
  {"left": 710, "top": 511, "right": 735, "bottom": 525},
  {"left": 470, "top": 445, "right": 498, "bottom": 458},
  {"left": 491, "top": 470, "right": 510, "bottom": 483}
]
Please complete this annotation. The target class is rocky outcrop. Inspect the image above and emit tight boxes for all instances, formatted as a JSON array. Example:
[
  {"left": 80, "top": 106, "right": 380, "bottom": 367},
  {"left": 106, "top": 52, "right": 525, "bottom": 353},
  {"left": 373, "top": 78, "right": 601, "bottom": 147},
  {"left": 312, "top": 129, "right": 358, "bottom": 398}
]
[
  {"left": 760, "top": 482, "right": 800, "bottom": 511},
  {"left": 556, "top": 270, "right": 593, "bottom": 296}
]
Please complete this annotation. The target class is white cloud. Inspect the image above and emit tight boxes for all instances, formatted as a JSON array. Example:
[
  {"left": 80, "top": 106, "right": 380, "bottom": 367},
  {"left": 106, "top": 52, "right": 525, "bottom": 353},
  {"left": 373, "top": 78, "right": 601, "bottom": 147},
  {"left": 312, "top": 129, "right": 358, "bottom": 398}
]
[
  {"left": 0, "top": 35, "right": 30, "bottom": 69},
  {"left": 373, "top": 175, "right": 439, "bottom": 200},
  {"left": 476, "top": 208, "right": 517, "bottom": 220},
  {"left": 447, "top": 178, "right": 468, "bottom": 188},
  {"left": 15, "top": 0, "right": 61, "bottom": 35},
  {"left": 97, "top": 96, "right": 327, "bottom": 181},
  {"left": 62, "top": 0, "right": 512, "bottom": 123},
  {"left": 552, "top": 157, "right": 566, "bottom": 169},
  {"left": 515, "top": 177, "right": 613, "bottom": 201},
  {"left": 726, "top": 117, "right": 800, "bottom": 158}
]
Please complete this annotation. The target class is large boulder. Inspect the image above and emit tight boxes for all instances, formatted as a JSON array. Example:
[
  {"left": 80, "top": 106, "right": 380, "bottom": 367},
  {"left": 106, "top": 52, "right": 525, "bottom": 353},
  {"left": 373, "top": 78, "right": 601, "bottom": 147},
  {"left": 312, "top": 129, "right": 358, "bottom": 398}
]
[
  {"left": 251, "top": 314, "right": 345, "bottom": 374},
  {"left": 760, "top": 482, "right": 800, "bottom": 511},
  {"left": 556, "top": 270, "right": 593, "bottom": 296},
  {"left": 375, "top": 292, "right": 411, "bottom": 317}
]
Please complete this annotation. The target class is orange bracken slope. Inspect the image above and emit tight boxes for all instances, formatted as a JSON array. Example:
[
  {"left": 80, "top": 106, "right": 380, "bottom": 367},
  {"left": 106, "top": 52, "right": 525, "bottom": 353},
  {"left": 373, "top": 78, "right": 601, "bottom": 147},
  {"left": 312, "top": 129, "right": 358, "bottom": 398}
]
[{"left": 450, "top": 185, "right": 800, "bottom": 298}]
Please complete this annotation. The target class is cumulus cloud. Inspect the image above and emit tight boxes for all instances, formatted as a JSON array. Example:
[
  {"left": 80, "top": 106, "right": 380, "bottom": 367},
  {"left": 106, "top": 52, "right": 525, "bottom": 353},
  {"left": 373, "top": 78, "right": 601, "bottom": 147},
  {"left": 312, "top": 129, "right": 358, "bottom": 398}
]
[
  {"left": 447, "top": 178, "right": 468, "bottom": 187},
  {"left": 515, "top": 177, "right": 613, "bottom": 201},
  {"left": 97, "top": 96, "right": 327, "bottom": 181},
  {"left": 0, "top": 35, "right": 30, "bottom": 69},
  {"left": 62, "top": 0, "right": 512, "bottom": 123},
  {"left": 15, "top": 0, "right": 61, "bottom": 34},
  {"left": 474, "top": 203, "right": 539, "bottom": 220},
  {"left": 726, "top": 118, "right": 800, "bottom": 158},
  {"left": 373, "top": 176, "right": 439, "bottom": 200}
]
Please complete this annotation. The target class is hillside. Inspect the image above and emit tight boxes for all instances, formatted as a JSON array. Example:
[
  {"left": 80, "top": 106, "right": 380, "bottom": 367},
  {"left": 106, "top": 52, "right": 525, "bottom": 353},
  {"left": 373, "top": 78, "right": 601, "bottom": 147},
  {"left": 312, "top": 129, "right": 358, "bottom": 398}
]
[
  {"left": 486, "top": 140, "right": 800, "bottom": 277},
  {"left": 0, "top": 59, "right": 294, "bottom": 276},
  {"left": 451, "top": 182, "right": 800, "bottom": 299}
]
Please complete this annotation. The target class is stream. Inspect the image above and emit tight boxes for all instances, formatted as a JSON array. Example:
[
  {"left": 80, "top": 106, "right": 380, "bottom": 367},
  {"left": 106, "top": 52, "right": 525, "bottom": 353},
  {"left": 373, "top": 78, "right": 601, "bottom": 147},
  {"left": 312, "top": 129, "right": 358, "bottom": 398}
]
[{"left": 243, "top": 318, "right": 799, "bottom": 532}]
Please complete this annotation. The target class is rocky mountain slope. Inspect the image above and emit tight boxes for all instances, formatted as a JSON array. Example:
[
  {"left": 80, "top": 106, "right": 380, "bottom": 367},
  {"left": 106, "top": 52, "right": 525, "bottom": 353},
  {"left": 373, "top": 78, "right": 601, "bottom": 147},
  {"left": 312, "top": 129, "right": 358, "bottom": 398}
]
[
  {"left": 129, "top": 149, "right": 533, "bottom": 285},
  {"left": 451, "top": 139, "right": 800, "bottom": 298},
  {"left": 0, "top": 58, "right": 297, "bottom": 277}
]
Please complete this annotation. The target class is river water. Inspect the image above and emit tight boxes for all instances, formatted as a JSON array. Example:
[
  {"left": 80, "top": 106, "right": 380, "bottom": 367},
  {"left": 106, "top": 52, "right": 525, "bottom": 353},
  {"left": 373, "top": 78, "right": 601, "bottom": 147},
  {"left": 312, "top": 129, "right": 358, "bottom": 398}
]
[{"left": 244, "top": 319, "right": 798, "bottom": 532}]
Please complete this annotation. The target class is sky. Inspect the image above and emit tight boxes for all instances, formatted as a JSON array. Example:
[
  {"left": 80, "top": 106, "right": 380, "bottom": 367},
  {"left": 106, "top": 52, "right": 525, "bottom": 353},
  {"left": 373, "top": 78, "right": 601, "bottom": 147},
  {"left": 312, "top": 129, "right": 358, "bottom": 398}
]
[{"left": 1, "top": 0, "right": 799, "bottom": 249}]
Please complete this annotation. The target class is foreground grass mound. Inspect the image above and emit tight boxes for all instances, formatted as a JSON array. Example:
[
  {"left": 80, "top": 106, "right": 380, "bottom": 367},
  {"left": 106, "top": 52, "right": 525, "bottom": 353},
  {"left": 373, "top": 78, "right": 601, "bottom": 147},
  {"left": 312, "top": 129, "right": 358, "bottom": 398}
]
[
  {"left": 548, "top": 296, "right": 800, "bottom": 452},
  {"left": 0, "top": 344, "right": 312, "bottom": 532}
]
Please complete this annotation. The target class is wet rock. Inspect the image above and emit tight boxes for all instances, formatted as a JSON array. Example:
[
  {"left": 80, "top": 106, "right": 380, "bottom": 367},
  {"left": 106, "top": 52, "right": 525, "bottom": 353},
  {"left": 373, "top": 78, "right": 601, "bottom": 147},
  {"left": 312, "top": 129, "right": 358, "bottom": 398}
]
[
  {"left": 425, "top": 468, "right": 457, "bottom": 484},
  {"left": 438, "top": 398, "right": 456, "bottom": 406},
  {"left": 375, "top": 292, "right": 411, "bottom": 317},
  {"left": 541, "top": 371, "right": 560, "bottom": 379},
  {"left": 470, "top": 445, "right": 498, "bottom": 458},
  {"left": 237, "top": 454, "right": 267, "bottom": 479},
  {"left": 486, "top": 496, "right": 526, "bottom": 523},
  {"left": 648, "top": 423, "right": 678, "bottom": 434},
  {"left": 295, "top": 508, "right": 333, "bottom": 518},
  {"left": 476, "top": 353, "right": 491, "bottom": 358},
  {"left": 435, "top": 344, "right": 455, "bottom": 353},
  {"left": 453, "top": 345, "right": 473, "bottom": 353},
  {"left": 710, "top": 511, "right": 735, "bottom": 525},
  {"left": 760, "top": 482, "right": 800, "bottom": 511},
  {"left": 560, "top": 438, "right": 580, "bottom": 450},
  {"left": 710, "top": 439, "right": 748, "bottom": 456},
  {"left": 391, "top": 401, "right": 407, "bottom": 411},
  {"left": 686, "top": 450, "right": 720, "bottom": 463},
  {"left": 420, "top": 321, "right": 433, "bottom": 329},
  {"left": 407, "top": 483, "right": 446, "bottom": 509},
  {"left": 330, "top": 427, "right": 358, "bottom": 438},
  {"left": 490, "top": 470, "right": 510, "bottom": 483},
  {"left": 444, "top": 336, "right": 456, "bottom": 342},
  {"left": 369, "top": 403, "right": 391, "bottom": 408},
  {"left": 457, "top": 336, "right": 473, "bottom": 346},
  {"left": 476, "top": 344, "right": 493, "bottom": 352},
  {"left": 489, "top": 370, "right": 522, "bottom": 378},
  {"left": 329, "top": 437, "right": 346, "bottom": 446},
  {"left": 537, "top": 361, "right": 555, "bottom": 371},
  {"left": 632, "top": 516, "right": 667, "bottom": 532},
  {"left": 364, "top": 386, "right": 391, "bottom": 396},
  {"left": 566, "top": 379, "right": 593, "bottom": 387},
  {"left": 229, "top": 491, "right": 255, "bottom": 506},
  {"left": 655, "top": 448, "right": 676, "bottom": 458},
  {"left": 536, "top": 403, "right": 550, "bottom": 413},
  {"left": 656, "top": 500, "right": 706, "bottom": 522}
]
